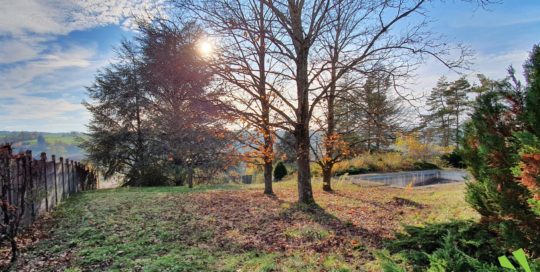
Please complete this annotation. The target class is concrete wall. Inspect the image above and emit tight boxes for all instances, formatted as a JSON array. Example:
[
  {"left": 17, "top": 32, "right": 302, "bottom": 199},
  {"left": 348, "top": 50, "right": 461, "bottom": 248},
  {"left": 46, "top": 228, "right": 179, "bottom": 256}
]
[{"left": 347, "top": 169, "right": 468, "bottom": 187}]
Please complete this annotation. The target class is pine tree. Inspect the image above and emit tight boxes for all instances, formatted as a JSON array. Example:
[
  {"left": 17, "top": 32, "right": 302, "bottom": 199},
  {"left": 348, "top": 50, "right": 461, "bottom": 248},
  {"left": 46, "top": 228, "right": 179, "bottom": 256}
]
[
  {"left": 446, "top": 77, "right": 471, "bottom": 146},
  {"left": 275, "top": 131, "right": 296, "bottom": 163},
  {"left": 336, "top": 73, "right": 405, "bottom": 152},
  {"left": 273, "top": 161, "right": 288, "bottom": 181},
  {"left": 81, "top": 41, "right": 159, "bottom": 186},
  {"left": 424, "top": 76, "right": 471, "bottom": 147},
  {"left": 462, "top": 45, "right": 540, "bottom": 256},
  {"left": 517, "top": 45, "right": 540, "bottom": 217}
]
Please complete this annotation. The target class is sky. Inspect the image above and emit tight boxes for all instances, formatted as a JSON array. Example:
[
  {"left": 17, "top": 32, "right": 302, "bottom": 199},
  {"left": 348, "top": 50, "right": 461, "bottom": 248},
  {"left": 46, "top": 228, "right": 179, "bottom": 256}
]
[{"left": 0, "top": 0, "right": 539, "bottom": 133}]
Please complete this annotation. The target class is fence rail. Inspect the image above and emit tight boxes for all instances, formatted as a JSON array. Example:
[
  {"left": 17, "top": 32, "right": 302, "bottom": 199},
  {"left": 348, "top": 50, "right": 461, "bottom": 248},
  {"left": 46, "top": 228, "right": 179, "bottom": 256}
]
[{"left": 0, "top": 144, "right": 98, "bottom": 227}]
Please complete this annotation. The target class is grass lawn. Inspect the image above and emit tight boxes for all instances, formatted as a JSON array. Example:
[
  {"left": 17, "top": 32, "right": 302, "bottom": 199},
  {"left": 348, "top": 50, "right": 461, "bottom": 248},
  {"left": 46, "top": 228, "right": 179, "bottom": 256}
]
[{"left": 6, "top": 179, "right": 477, "bottom": 271}]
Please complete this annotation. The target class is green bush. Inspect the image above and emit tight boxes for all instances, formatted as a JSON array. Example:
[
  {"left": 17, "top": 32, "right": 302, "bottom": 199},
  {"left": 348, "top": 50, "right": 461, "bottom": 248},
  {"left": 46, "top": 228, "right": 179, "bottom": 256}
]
[
  {"left": 334, "top": 166, "right": 371, "bottom": 176},
  {"left": 423, "top": 232, "right": 500, "bottom": 272},
  {"left": 125, "top": 165, "right": 171, "bottom": 186},
  {"left": 441, "top": 150, "right": 465, "bottom": 168},
  {"left": 385, "top": 221, "right": 504, "bottom": 270},
  {"left": 462, "top": 45, "right": 540, "bottom": 256},
  {"left": 382, "top": 221, "right": 518, "bottom": 271},
  {"left": 332, "top": 152, "right": 442, "bottom": 177},
  {"left": 273, "top": 161, "right": 288, "bottom": 181},
  {"left": 412, "top": 161, "right": 440, "bottom": 171}
]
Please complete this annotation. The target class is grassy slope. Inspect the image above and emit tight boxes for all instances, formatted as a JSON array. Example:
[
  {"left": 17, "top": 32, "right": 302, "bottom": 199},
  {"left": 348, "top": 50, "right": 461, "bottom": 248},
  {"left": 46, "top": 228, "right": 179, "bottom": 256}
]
[{"left": 9, "top": 180, "right": 477, "bottom": 272}]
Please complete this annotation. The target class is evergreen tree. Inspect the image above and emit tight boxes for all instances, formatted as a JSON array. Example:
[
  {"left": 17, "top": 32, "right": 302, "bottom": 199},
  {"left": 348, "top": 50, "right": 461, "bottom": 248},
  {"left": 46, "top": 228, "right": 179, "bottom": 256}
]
[
  {"left": 82, "top": 21, "right": 234, "bottom": 187},
  {"left": 446, "top": 77, "right": 472, "bottom": 146},
  {"left": 517, "top": 45, "right": 540, "bottom": 217},
  {"left": 462, "top": 45, "right": 540, "bottom": 256},
  {"left": 273, "top": 161, "right": 288, "bottom": 181},
  {"left": 36, "top": 134, "right": 47, "bottom": 150},
  {"left": 81, "top": 41, "right": 161, "bottom": 186},
  {"left": 275, "top": 131, "right": 296, "bottom": 163},
  {"left": 337, "top": 73, "right": 405, "bottom": 152},
  {"left": 423, "top": 76, "right": 471, "bottom": 147}
]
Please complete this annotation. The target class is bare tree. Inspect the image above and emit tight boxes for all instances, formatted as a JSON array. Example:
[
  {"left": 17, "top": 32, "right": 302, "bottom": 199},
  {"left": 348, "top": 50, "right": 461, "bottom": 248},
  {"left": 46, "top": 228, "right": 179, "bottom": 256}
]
[
  {"left": 175, "top": 0, "right": 492, "bottom": 203},
  {"left": 259, "top": 0, "right": 478, "bottom": 202},
  {"left": 177, "top": 0, "right": 293, "bottom": 195}
]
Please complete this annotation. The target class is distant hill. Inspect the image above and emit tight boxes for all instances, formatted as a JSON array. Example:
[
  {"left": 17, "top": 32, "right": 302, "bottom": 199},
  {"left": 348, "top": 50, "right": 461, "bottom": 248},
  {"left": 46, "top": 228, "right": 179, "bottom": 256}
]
[{"left": 0, "top": 131, "right": 87, "bottom": 161}]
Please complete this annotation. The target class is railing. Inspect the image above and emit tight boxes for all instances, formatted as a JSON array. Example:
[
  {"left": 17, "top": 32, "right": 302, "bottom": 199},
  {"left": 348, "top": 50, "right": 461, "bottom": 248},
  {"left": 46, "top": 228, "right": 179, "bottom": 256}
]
[{"left": 0, "top": 144, "right": 98, "bottom": 227}]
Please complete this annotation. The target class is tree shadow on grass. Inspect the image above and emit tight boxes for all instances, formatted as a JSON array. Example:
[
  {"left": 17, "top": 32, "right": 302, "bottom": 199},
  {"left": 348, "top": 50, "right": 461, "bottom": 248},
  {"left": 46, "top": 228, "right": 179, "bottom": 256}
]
[
  {"left": 277, "top": 201, "right": 387, "bottom": 249},
  {"left": 330, "top": 191, "right": 424, "bottom": 213}
]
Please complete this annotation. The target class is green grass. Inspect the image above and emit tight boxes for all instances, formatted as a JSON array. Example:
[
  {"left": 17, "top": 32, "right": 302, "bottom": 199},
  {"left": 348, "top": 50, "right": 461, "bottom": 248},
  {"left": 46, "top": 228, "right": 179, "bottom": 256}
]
[
  {"left": 10, "top": 180, "right": 477, "bottom": 271},
  {"left": 45, "top": 133, "right": 88, "bottom": 145}
]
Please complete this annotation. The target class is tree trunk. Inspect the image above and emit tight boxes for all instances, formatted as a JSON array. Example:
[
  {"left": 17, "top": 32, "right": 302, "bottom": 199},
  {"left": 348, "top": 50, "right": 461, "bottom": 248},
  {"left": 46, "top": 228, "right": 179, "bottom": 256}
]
[
  {"left": 10, "top": 237, "right": 17, "bottom": 262},
  {"left": 263, "top": 159, "right": 273, "bottom": 195},
  {"left": 258, "top": 1, "right": 274, "bottom": 196},
  {"left": 187, "top": 165, "right": 193, "bottom": 188},
  {"left": 455, "top": 104, "right": 460, "bottom": 148},
  {"left": 322, "top": 165, "right": 333, "bottom": 192},
  {"left": 322, "top": 52, "right": 337, "bottom": 192},
  {"left": 296, "top": 122, "right": 314, "bottom": 204},
  {"left": 293, "top": 38, "right": 315, "bottom": 204}
]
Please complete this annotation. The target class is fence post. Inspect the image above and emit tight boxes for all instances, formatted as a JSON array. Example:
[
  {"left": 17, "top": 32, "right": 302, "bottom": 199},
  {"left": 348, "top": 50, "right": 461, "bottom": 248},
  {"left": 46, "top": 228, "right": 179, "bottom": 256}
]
[
  {"left": 72, "top": 161, "right": 76, "bottom": 192},
  {"left": 65, "top": 159, "right": 70, "bottom": 196},
  {"left": 6, "top": 152, "right": 13, "bottom": 208},
  {"left": 26, "top": 150, "right": 35, "bottom": 222},
  {"left": 70, "top": 160, "right": 74, "bottom": 194},
  {"left": 15, "top": 155, "right": 21, "bottom": 208},
  {"left": 75, "top": 162, "right": 79, "bottom": 191},
  {"left": 78, "top": 163, "right": 83, "bottom": 191},
  {"left": 60, "top": 157, "right": 65, "bottom": 200},
  {"left": 20, "top": 154, "right": 27, "bottom": 225},
  {"left": 52, "top": 155, "right": 58, "bottom": 206},
  {"left": 40, "top": 152, "right": 48, "bottom": 212}
]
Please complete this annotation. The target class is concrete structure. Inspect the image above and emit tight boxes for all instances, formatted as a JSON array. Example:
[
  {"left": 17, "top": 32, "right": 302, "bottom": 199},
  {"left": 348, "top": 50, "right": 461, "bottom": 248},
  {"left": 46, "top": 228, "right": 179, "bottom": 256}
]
[{"left": 347, "top": 169, "right": 468, "bottom": 187}]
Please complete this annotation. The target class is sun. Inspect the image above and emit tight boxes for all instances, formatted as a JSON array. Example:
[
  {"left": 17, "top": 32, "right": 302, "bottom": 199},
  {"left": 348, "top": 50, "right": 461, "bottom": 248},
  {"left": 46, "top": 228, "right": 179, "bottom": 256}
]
[{"left": 197, "top": 39, "right": 214, "bottom": 57}]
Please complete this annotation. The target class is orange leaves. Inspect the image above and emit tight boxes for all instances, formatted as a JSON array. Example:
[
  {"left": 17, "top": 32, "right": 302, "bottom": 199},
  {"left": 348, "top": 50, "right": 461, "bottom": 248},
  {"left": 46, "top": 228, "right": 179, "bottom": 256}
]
[
  {"left": 518, "top": 153, "right": 540, "bottom": 200},
  {"left": 318, "top": 133, "right": 350, "bottom": 166},
  {"left": 405, "top": 181, "right": 414, "bottom": 193}
]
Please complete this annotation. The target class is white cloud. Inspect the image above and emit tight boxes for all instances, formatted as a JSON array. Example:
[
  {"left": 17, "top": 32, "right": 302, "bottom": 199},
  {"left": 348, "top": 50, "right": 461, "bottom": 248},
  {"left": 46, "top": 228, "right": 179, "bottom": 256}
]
[
  {"left": 0, "top": 0, "right": 169, "bottom": 132},
  {"left": 412, "top": 48, "right": 528, "bottom": 90},
  {"left": 0, "top": 39, "right": 40, "bottom": 64},
  {"left": 0, "top": 91, "right": 84, "bottom": 119},
  {"left": 0, "top": 0, "right": 166, "bottom": 37},
  {"left": 0, "top": 0, "right": 167, "bottom": 64},
  {"left": 0, "top": 45, "right": 97, "bottom": 88},
  {"left": 472, "top": 50, "right": 529, "bottom": 80}
]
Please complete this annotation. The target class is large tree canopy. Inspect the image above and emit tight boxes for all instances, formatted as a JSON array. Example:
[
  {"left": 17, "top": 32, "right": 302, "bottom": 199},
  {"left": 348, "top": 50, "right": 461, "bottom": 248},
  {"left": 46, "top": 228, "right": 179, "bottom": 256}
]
[{"left": 82, "top": 21, "right": 234, "bottom": 186}]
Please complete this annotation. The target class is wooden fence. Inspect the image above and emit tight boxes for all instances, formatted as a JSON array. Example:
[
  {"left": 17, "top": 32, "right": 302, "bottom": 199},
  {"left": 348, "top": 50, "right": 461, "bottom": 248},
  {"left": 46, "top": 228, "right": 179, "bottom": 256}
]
[{"left": 0, "top": 144, "right": 98, "bottom": 227}]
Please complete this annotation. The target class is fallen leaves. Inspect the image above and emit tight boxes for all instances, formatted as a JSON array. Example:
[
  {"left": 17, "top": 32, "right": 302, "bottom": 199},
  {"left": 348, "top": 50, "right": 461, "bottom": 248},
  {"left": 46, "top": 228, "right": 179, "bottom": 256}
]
[{"left": 1, "top": 182, "right": 473, "bottom": 271}]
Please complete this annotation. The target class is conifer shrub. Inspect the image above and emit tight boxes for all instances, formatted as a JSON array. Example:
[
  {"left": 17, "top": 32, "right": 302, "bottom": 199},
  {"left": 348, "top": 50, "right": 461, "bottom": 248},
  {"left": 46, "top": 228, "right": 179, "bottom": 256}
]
[
  {"left": 380, "top": 45, "right": 540, "bottom": 272},
  {"left": 385, "top": 221, "right": 504, "bottom": 271},
  {"left": 462, "top": 45, "right": 540, "bottom": 256},
  {"left": 441, "top": 149, "right": 466, "bottom": 168},
  {"left": 273, "top": 161, "right": 288, "bottom": 181}
]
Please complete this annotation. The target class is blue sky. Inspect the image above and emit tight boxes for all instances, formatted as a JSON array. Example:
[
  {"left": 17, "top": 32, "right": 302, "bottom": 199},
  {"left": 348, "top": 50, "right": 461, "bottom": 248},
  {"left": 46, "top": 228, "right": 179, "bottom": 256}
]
[{"left": 0, "top": 0, "right": 539, "bottom": 132}]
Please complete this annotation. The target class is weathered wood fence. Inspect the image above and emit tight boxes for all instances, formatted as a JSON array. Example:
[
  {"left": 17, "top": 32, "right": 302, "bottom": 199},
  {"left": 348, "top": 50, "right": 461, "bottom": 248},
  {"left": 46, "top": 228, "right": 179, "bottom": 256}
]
[{"left": 0, "top": 145, "right": 98, "bottom": 227}]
